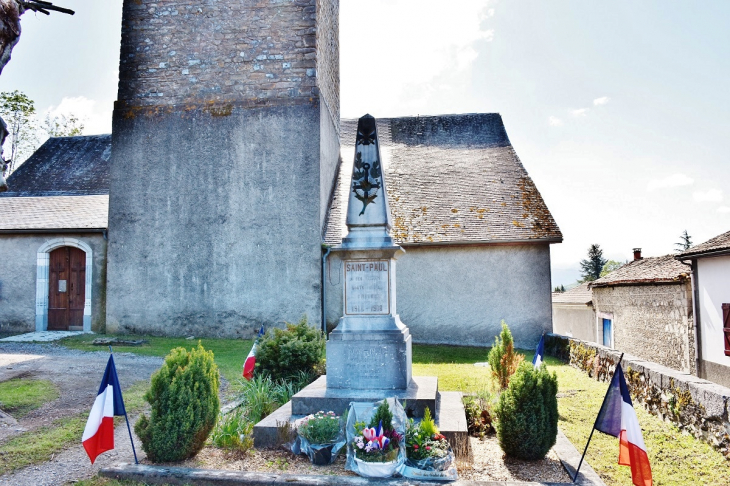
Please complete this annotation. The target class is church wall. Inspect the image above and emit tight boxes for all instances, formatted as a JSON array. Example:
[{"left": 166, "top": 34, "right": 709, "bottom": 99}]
[
  {"left": 107, "top": 0, "right": 339, "bottom": 337},
  {"left": 324, "top": 243, "right": 554, "bottom": 349},
  {"left": 0, "top": 233, "right": 107, "bottom": 333},
  {"left": 106, "top": 103, "right": 323, "bottom": 337}
]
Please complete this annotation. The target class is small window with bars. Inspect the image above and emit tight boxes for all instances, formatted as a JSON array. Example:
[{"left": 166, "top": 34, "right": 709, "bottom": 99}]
[{"left": 724, "top": 303, "right": 730, "bottom": 357}]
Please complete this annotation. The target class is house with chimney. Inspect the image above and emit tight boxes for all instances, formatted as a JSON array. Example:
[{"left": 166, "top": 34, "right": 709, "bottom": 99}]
[{"left": 576, "top": 249, "right": 696, "bottom": 374}]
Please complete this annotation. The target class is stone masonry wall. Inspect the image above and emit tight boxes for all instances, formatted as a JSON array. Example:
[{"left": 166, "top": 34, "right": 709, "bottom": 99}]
[
  {"left": 545, "top": 333, "right": 730, "bottom": 459},
  {"left": 316, "top": 0, "right": 339, "bottom": 134},
  {"left": 592, "top": 282, "right": 695, "bottom": 374},
  {"left": 118, "top": 0, "right": 322, "bottom": 106}
]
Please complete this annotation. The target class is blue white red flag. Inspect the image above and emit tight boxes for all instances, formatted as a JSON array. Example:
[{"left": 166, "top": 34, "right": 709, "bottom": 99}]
[
  {"left": 82, "top": 354, "right": 127, "bottom": 464},
  {"left": 594, "top": 364, "right": 653, "bottom": 486},
  {"left": 532, "top": 334, "right": 545, "bottom": 368},
  {"left": 243, "top": 325, "right": 265, "bottom": 381}
]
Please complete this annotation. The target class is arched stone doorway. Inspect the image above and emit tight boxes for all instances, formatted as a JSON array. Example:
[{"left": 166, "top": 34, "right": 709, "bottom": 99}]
[{"left": 36, "top": 238, "right": 93, "bottom": 332}]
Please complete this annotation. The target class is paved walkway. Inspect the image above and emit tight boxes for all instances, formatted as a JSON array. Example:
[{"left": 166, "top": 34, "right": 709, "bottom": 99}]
[{"left": 0, "top": 331, "right": 93, "bottom": 342}]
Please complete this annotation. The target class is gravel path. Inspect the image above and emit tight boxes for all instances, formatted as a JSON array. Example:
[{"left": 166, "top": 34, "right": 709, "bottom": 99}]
[{"left": 0, "top": 342, "right": 162, "bottom": 485}]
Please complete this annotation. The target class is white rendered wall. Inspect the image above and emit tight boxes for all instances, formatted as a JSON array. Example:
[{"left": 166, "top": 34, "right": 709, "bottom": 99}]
[
  {"left": 698, "top": 255, "right": 730, "bottom": 365},
  {"left": 325, "top": 243, "right": 553, "bottom": 349}
]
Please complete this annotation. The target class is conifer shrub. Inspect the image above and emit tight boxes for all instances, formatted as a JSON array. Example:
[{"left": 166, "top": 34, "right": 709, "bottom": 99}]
[
  {"left": 135, "top": 343, "right": 220, "bottom": 462},
  {"left": 495, "top": 362, "right": 558, "bottom": 460},
  {"left": 256, "top": 316, "right": 326, "bottom": 381},
  {"left": 487, "top": 321, "right": 524, "bottom": 389}
]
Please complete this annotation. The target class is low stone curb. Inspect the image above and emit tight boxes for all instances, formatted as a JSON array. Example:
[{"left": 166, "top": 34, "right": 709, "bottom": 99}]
[
  {"left": 100, "top": 428, "right": 604, "bottom": 486},
  {"left": 100, "top": 464, "right": 567, "bottom": 486}
]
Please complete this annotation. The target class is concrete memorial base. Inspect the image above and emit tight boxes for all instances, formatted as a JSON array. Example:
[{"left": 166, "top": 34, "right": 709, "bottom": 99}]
[{"left": 252, "top": 375, "right": 470, "bottom": 460}]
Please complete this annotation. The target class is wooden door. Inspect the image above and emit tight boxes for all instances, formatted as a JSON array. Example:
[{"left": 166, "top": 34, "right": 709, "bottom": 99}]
[{"left": 48, "top": 247, "right": 86, "bottom": 330}]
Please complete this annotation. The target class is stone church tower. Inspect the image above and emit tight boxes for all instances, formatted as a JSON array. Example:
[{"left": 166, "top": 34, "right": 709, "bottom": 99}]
[{"left": 106, "top": 0, "right": 340, "bottom": 337}]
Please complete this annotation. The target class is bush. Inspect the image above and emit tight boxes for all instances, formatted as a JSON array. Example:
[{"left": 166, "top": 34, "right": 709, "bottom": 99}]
[
  {"left": 463, "top": 388, "right": 496, "bottom": 437},
  {"left": 495, "top": 362, "right": 558, "bottom": 460},
  {"left": 135, "top": 343, "right": 220, "bottom": 462},
  {"left": 209, "top": 408, "right": 254, "bottom": 452},
  {"left": 256, "top": 316, "right": 325, "bottom": 380},
  {"left": 487, "top": 321, "right": 524, "bottom": 389}
]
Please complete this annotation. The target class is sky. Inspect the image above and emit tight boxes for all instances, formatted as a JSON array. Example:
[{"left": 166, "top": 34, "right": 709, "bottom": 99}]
[{"left": 1, "top": 0, "right": 728, "bottom": 286}]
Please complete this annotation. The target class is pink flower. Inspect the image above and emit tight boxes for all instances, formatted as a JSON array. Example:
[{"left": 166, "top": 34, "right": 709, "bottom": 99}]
[
  {"left": 425, "top": 446, "right": 431, "bottom": 451},
  {"left": 413, "top": 445, "right": 419, "bottom": 450}
]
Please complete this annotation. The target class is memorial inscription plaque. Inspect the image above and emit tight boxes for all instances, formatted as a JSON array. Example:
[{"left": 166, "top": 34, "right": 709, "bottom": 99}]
[{"left": 344, "top": 260, "right": 389, "bottom": 315}]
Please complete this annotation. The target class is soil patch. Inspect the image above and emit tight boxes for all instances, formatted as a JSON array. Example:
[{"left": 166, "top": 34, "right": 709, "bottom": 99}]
[
  {"left": 0, "top": 343, "right": 163, "bottom": 444},
  {"left": 172, "top": 435, "right": 570, "bottom": 483}
]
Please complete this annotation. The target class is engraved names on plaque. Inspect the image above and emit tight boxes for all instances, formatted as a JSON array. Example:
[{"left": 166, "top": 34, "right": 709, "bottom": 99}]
[{"left": 345, "top": 260, "right": 389, "bottom": 315}]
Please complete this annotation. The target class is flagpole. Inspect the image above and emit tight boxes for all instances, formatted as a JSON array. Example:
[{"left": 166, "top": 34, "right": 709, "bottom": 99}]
[
  {"left": 572, "top": 352, "right": 624, "bottom": 483},
  {"left": 110, "top": 345, "right": 139, "bottom": 465}
]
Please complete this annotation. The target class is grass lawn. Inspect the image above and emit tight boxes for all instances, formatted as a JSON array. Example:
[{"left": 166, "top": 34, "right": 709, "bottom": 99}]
[
  {"left": 60, "top": 334, "right": 254, "bottom": 395},
  {"left": 0, "top": 378, "right": 59, "bottom": 418},
  {"left": 55, "top": 337, "right": 730, "bottom": 485}
]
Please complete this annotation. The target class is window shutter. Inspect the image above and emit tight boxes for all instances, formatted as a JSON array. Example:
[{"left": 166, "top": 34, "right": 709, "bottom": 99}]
[{"left": 722, "top": 304, "right": 730, "bottom": 356}]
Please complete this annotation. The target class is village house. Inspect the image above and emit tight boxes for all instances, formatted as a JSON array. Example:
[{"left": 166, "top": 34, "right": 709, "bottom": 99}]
[
  {"left": 677, "top": 230, "right": 730, "bottom": 388},
  {"left": 0, "top": 135, "right": 111, "bottom": 333},
  {"left": 587, "top": 250, "right": 695, "bottom": 374},
  {"left": 551, "top": 282, "right": 595, "bottom": 342}
]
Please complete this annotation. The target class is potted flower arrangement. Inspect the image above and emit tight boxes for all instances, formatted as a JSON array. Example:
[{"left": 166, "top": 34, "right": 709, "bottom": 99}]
[
  {"left": 403, "top": 407, "right": 456, "bottom": 478},
  {"left": 296, "top": 410, "right": 344, "bottom": 465},
  {"left": 351, "top": 401, "right": 403, "bottom": 477}
]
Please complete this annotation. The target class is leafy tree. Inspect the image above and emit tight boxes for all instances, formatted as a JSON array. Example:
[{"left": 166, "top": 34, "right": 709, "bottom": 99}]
[
  {"left": 600, "top": 260, "right": 624, "bottom": 277},
  {"left": 675, "top": 230, "right": 692, "bottom": 252},
  {"left": 553, "top": 285, "right": 565, "bottom": 292},
  {"left": 579, "top": 244, "right": 607, "bottom": 282},
  {"left": 0, "top": 90, "right": 37, "bottom": 175},
  {"left": 43, "top": 112, "right": 84, "bottom": 137}
]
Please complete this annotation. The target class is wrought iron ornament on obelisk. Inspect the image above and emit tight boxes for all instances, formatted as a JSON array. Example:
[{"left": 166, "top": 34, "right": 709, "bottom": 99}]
[{"left": 326, "top": 114, "right": 413, "bottom": 390}]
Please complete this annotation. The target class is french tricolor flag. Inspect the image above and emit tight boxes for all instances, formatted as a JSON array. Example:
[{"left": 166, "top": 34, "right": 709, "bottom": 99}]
[
  {"left": 243, "top": 325, "right": 265, "bottom": 381},
  {"left": 532, "top": 333, "right": 545, "bottom": 368},
  {"left": 594, "top": 363, "right": 653, "bottom": 486},
  {"left": 82, "top": 354, "right": 127, "bottom": 464}
]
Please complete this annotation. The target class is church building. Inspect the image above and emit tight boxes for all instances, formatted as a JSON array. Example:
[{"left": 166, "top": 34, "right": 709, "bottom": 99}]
[{"left": 0, "top": 1, "right": 561, "bottom": 348}]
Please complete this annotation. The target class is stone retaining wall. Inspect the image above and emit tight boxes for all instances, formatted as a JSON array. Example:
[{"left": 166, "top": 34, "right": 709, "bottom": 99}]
[{"left": 545, "top": 333, "right": 730, "bottom": 459}]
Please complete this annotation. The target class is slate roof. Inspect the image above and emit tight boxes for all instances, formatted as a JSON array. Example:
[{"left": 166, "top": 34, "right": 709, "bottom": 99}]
[
  {"left": 552, "top": 282, "right": 593, "bottom": 305},
  {"left": 677, "top": 230, "right": 730, "bottom": 259},
  {"left": 1, "top": 135, "right": 111, "bottom": 197},
  {"left": 323, "top": 114, "right": 562, "bottom": 245},
  {"left": 589, "top": 255, "right": 690, "bottom": 288},
  {"left": 0, "top": 195, "right": 108, "bottom": 231}
]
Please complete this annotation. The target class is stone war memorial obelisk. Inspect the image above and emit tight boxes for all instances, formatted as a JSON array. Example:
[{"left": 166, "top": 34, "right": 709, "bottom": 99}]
[
  {"left": 254, "top": 116, "right": 468, "bottom": 456},
  {"left": 326, "top": 113, "right": 412, "bottom": 391}
]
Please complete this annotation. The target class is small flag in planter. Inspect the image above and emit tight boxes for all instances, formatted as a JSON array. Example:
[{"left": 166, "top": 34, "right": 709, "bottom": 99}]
[
  {"left": 532, "top": 333, "right": 545, "bottom": 368},
  {"left": 82, "top": 354, "right": 129, "bottom": 464},
  {"left": 243, "top": 325, "right": 265, "bottom": 381},
  {"left": 594, "top": 363, "right": 653, "bottom": 486}
]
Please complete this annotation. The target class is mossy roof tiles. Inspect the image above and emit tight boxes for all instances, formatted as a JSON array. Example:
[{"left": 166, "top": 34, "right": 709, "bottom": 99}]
[
  {"left": 324, "top": 114, "right": 562, "bottom": 246},
  {"left": 0, "top": 195, "right": 108, "bottom": 230}
]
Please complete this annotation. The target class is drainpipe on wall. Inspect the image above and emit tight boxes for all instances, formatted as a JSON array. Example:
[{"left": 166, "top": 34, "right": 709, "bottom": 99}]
[
  {"left": 678, "top": 257, "right": 701, "bottom": 377},
  {"left": 321, "top": 245, "right": 332, "bottom": 337}
]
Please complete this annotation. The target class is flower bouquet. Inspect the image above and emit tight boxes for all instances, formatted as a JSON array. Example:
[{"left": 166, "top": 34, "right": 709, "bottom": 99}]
[
  {"left": 292, "top": 411, "right": 345, "bottom": 465},
  {"left": 399, "top": 407, "right": 458, "bottom": 481},
  {"left": 345, "top": 398, "right": 407, "bottom": 478}
]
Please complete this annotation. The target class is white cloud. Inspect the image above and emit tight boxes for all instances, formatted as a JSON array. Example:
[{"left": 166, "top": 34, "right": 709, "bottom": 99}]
[
  {"left": 593, "top": 96, "right": 610, "bottom": 106},
  {"left": 693, "top": 189, "right": 723, "bottom": 202},
  {"left": 571, "top": 108, "right": 589, "bottom": 117},
  {"left": 548, "top": 116, "right": 563, "bottom": 126},
  {"left": 646, "top": 173, "right": 694, "bottom": 191},
  {"left": 717, "top": 206, "right": 730, "bottom": 213},
  {"left": 486, "top": 8, "right": 495, "bottom": 17},
  {"left": 43, "top": 96, "right": 111, "bottom": 135}
]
